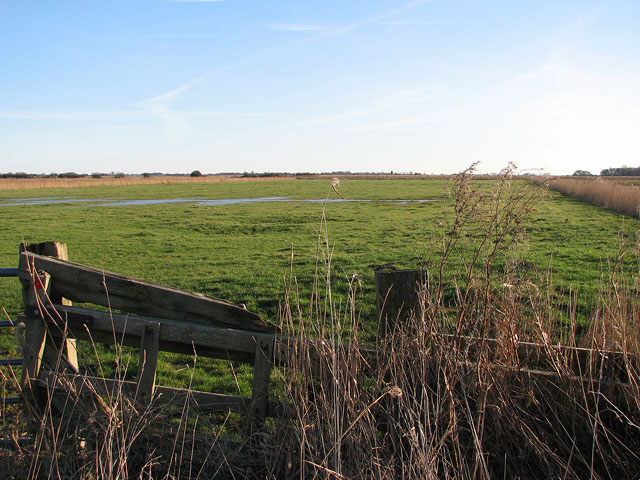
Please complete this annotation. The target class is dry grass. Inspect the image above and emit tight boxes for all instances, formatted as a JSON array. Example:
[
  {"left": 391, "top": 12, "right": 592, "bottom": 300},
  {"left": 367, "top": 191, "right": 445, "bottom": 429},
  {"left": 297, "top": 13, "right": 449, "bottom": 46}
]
[
  {"left": 0, "top": 173, "right": 522, "bottom": 191},
  {"left": 275, "top": 165, "right": 640, "bottom": 479},
  {"left": 0, "top": 175, "right": 293, "bottom": 191},
  {"left": 537, "top": 177, "right": 640, "bottom": 217}
]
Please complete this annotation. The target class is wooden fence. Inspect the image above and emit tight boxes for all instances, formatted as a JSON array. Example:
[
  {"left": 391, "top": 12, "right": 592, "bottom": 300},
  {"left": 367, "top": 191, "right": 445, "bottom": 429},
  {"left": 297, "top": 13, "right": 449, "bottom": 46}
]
[
  {"left": 17, "top": 242, "right": 284, "bottom": 428},
  {"left": 12, "top": 243, "right": 635, "bottom": 433}
]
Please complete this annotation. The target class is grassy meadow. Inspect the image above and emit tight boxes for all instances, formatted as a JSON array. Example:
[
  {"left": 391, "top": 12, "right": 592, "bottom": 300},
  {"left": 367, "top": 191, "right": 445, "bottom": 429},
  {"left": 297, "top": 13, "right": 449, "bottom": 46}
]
[
  {"left": 1, "top": 177, "right": 635, "bottom": 322},
  {"left": 1, "top": 174, "right": 639, "bottom": 478},
  {"left": 0, "top": 176, "right": 636, "bottom": 389}
]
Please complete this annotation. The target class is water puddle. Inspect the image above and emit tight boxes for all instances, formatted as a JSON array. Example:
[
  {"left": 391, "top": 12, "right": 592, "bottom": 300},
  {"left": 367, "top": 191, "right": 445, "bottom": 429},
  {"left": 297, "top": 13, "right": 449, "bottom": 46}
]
[
  {"left": 0, "top": 197, "right": 110, "bottom": 206},
  {"left": 0, "top": 196, "right": 438, "bottom": 207}
]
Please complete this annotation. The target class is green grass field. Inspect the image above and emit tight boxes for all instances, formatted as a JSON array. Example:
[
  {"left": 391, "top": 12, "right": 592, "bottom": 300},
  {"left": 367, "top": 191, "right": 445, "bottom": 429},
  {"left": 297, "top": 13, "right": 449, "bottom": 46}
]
[{"left": 1, "top": 177, "right": 637, "bottom": 393}]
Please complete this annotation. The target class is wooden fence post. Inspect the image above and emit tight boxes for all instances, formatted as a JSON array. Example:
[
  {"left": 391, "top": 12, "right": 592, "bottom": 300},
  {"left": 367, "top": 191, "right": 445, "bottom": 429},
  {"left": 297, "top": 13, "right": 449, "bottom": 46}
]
[
  {"left": 136, "top": 321, "right": 161, "bottom": 409},
  {"left": 375, "top": 269, "right": 426, "bottom": 339},
  {"left": 20, "top": 242, "right": 79, "bottom": 423},
  {"left": 20, "top": 290, "right": 48, "bottom": 418},
  {"left": 249, "top": 337, "right": 274, "bottom": 429},
  {"left": 22, "top": 242, "right": 78, "bottom": 370}
]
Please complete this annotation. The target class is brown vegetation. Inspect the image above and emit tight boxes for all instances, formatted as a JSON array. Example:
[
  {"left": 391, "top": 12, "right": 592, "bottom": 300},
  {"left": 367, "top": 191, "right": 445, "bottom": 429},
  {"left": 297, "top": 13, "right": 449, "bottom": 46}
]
[
  {"left": 0, "top": 175, "right": 295, "bottom": 191},
  {"left": 0, "top": 173, "right": 525, "bottom": 191},
  {"left": 275, "top": 166, "right": 640, "bottom": 478},
  {"left": 537, "top": 177, "right": 640, "bottom": 217}
]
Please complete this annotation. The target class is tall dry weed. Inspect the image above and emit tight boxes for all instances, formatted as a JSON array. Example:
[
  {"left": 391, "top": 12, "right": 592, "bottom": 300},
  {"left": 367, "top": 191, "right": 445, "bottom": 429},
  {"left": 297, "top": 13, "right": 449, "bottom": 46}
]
[{"left": 275, "top": 165, "right": 640, "bottom": 479}]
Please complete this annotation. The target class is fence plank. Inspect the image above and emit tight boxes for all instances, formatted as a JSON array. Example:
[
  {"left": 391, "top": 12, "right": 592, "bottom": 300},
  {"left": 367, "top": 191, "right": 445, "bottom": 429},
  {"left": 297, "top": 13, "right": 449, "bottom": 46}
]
[
  {"left": 18, "top": 251, "right": 277, "bottom": 332},
  {"left": 435, "top": 334, "right": 631, "bottom": 382},
  {"left": 0, "top": 359, "right": 23, "bottom": 366},
  {"left": 40, "top": 305, "right": 264, "bottom": 357},
  {"left": 40, "top": 372, "right": 264, "bottom": 415}
]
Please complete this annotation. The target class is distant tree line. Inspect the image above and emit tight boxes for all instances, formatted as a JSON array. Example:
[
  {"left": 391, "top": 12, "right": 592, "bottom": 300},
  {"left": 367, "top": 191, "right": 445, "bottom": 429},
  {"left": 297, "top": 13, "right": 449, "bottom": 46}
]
[
  {"left": 0, "top": 172, "right": 87, "bottom": 179},
  {"left": 600, "top": 166, "right": 640, "bottom": 176},
  {"left": 1, "top": 172, "right": 36, "bottom": 178},
  {"left": 572, "top": 167, "right": 640, "bottom": 177},
  {"left": 2, "top": 171, "right": 171, "bottom": 178}
]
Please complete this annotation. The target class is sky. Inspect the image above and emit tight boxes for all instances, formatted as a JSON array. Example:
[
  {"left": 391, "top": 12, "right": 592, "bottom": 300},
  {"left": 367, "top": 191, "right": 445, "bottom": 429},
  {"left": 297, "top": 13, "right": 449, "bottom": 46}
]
[{"left": 0, "top": 0, "right": 639, "bottom": 175}]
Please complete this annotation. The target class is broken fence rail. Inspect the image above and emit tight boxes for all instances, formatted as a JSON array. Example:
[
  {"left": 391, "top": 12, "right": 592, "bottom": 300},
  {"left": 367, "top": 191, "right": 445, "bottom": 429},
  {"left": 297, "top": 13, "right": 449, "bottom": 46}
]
[{"left": 0, "top": 267, "right": 18, "bottom": 277}]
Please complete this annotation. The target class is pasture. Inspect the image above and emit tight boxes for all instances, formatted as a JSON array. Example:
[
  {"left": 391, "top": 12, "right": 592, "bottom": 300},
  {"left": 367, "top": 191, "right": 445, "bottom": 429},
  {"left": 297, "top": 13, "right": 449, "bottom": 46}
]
[
  {"left": 1, "top": 176, "right": 634, "bottom": 325},
  {"left": 1, "top": 175, "right": 639, "bottom": 478},
  {"left": 1, "top": 176, "right": 635, "bottom": 385}
]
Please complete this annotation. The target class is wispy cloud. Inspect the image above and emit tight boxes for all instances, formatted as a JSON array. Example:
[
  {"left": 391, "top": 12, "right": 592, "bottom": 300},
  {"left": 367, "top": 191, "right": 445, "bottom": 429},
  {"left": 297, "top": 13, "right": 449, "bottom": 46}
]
[
  {"left": 268, "top": 24, "right": 329, "bottom": 32},
  {"left": 268, "top": 0, "right": 432, "bottom": 39},
  {"left": 135, "top": 58, "right": 256, "bottom": 137},
  {"left": 135, "top": 0, "right": 432, "bottom": 135},
  {"left": 0, "top": 110, "right": 278, "bottom": 121},
  {"left": 0, "top": 111, "right": 148, "bottom": 121},
  {"left": 300, "top": 86, "right": 435, "bottom": 126},
  {"left": 319, "top": 0, "right": 433, "bottom": 37},
  {"left": 324, "top": 114, "right": 440, "bottom": 134},
  {"left": 381, "top": 20, "right": 443, "bottom": 25},
  {"left": 136, "top": 74, "right": 209, "bottom": 114}
]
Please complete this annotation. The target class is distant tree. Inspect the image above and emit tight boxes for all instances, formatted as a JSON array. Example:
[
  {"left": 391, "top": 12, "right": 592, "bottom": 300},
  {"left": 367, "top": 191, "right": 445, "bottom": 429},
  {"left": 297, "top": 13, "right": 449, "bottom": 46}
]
[
  {"left": 142, "top": 172, "right": 151, "bottom": 178},
  {"left": 572, "top": 170, "right": 593, "bottom": 176},
  {"left": 58, "top": 172, "right": 83, "bottom": 178},
  {"left": 114, "top": 172, "right": 126, "bottom": 178},
  {"left": 91, "top": 173, "right": 102, "bottom": 178},
  {"left": 190, "top": 170, "right": 203, "bottom": 177}
]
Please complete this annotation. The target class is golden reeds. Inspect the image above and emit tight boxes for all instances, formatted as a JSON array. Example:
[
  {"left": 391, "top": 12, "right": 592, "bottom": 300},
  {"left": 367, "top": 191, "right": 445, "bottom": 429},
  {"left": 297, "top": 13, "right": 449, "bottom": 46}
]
[
  {"left": 542, "top": 177, "right": 640, "bottom": 217},
  {"left": 0, "top": 175, "right": 291, "bottom": 191}
]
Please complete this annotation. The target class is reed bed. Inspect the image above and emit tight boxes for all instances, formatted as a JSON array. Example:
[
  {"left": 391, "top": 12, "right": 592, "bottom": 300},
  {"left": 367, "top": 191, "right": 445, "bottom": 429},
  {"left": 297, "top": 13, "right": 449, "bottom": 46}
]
[
  {"left": 0, "top": 173, "right": 510, "bottom": 191},
  {"left": 1, "top": 166, "right": 639, "bottom": 479},
  {"left": 0, "top": 175, "right": 289, "bottom": 191},
  {"left": 540, "top": 177, "right": 640, "bottom": 217}
]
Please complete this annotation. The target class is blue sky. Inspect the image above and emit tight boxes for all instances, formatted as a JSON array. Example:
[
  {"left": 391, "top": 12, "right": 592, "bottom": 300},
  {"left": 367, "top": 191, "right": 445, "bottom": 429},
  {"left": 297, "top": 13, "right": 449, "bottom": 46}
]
[{"left": 1, "top": 0, "right": 638, "bottom": 175}]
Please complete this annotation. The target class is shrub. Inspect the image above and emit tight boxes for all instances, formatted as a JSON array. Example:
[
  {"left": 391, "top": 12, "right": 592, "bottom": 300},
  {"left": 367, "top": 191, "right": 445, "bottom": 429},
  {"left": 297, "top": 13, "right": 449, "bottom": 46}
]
[{"left": 190, "top": 170, "right": 203, "bottom": 177}]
